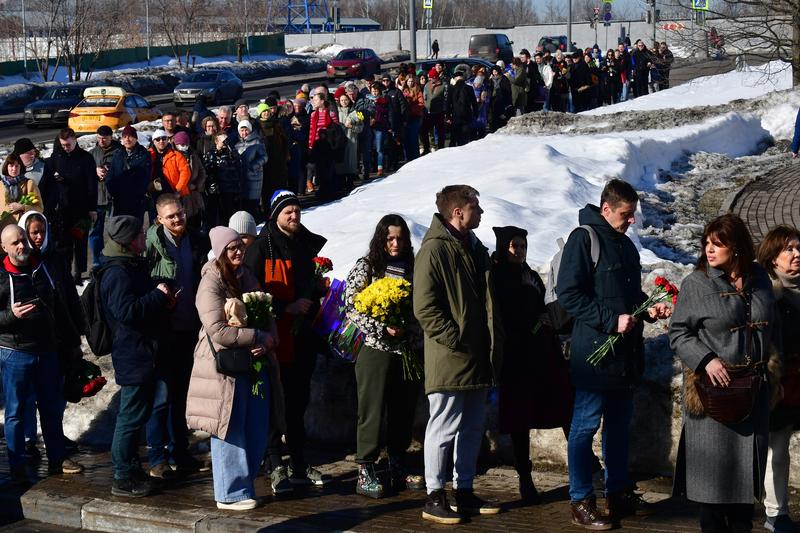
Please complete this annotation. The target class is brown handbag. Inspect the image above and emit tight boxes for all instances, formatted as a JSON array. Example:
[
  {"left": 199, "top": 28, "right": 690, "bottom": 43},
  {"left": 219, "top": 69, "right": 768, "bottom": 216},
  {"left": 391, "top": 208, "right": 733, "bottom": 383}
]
[
  {"left": 695, "top": 365, "right": 763, "bottom": 424},
  {"left": 694, "top": 286, "right": 766, "bottom": 425}
]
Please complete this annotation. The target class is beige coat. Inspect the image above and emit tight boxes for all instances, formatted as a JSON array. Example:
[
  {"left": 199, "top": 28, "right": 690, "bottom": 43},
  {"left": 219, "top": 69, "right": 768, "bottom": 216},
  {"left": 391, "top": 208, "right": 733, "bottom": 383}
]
[{"left": 186, "top": 260, "right": 285, "bottom": 441}]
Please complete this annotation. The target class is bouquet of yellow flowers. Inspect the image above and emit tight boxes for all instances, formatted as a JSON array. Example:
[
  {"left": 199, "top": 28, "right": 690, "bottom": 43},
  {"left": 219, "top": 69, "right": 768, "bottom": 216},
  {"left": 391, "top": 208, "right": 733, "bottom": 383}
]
[
  {"left": 354, "top": 277, "right": 422, "bottom": 380},
  {"left": 1, "top": 192, "right": 38, "bottom": 220}
]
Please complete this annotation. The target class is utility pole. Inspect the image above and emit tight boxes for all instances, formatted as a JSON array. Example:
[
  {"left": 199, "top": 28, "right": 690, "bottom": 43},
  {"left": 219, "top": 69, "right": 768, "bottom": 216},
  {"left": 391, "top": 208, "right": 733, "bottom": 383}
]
[
  {"left": 651, "top": 0, "right": 657, "bottom": 46},
  {"left": 145, "top": 0, "right": 151, "bottom": 66},
  {"left": 245, "top": 0, "right": 250, "bottom": 57},
  {"left": 397, "top": 0, "right": 402, "bottom": 50},
  {"left": 408, "top": 0, "right": 416, "bottom": 61},
  {"left": 567, "top": 0, "right": 572, "bottom": 52},
  {"left": 21, "top": 0, "right": 27, "bottom": 75}
]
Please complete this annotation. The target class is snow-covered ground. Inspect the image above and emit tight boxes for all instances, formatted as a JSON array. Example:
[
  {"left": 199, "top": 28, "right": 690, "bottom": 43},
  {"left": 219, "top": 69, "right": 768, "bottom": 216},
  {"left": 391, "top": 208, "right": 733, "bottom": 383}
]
[
  {"left": 304, "top": 60, "right": 796, "bottom": 280},
  {"left": 5, "top": 60, "right": 799, "bottom": 448}
]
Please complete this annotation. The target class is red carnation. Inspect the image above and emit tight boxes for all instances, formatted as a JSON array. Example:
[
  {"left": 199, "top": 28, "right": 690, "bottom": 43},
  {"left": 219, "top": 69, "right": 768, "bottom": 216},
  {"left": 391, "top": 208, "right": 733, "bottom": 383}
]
[{"left": 654, "top": 276, "right": 667, "bottom": 288}]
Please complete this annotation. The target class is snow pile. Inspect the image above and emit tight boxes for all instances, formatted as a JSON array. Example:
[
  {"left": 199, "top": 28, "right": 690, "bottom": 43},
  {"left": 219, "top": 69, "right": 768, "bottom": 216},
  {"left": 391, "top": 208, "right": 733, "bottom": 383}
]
[
  {"left": 290, "top": 43, "right": 347, "bottom": 58},
  {"left": 586, "top": 60, "right": 792, "bottom": 116}
]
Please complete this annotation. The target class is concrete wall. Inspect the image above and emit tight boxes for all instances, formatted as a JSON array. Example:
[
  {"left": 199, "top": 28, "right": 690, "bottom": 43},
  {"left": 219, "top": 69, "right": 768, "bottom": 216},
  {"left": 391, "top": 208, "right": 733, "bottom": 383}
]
[{"left": 286, "top": 20, "right": 706, "bottom": 58}]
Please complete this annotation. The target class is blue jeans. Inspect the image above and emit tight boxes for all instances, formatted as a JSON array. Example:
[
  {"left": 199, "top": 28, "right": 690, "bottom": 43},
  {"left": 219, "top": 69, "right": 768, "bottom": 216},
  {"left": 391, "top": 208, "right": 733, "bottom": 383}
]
[
  {"left": 568, "top": 388, "right": 633, "bottom": 501},
  {"left": 211, "top": 370, "right": 269, "bottom": 503},
  {"left": 373, "top": 129, "right": 386, "bottom": 169},
  {"left": 0, "top": 348, "right": 65, "bottom": 468},
  {"left": 620, "top": 81, "right": 629, "bottom": 102},
  {"left": 404, "top": 117, "right": 421, "bottom": 162},
  {"left": 88, "top": 207, "right": 107, "bottom": 270},
  {"left": 112, "top": 382, "right": 154, "bottom": 480},
  {"left": 25, "top": 388, "right": 66, "bottom": 442}
]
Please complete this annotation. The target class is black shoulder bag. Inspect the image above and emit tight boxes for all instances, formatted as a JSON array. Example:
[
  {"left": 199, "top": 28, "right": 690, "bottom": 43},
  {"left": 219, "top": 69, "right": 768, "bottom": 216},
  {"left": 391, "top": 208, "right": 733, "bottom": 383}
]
[{"left": 206, "top": 333, "right": 252, "bottom": 377}]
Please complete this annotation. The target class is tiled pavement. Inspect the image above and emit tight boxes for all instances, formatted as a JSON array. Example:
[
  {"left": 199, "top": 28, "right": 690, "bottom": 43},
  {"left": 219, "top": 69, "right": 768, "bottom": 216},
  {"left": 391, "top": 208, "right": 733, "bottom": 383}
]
[
  {"left": 0, "top": 438, "right": 790, "bottom": 533},
  {"left": 729, "top": 162, "right": 800, "bottom": 244}
]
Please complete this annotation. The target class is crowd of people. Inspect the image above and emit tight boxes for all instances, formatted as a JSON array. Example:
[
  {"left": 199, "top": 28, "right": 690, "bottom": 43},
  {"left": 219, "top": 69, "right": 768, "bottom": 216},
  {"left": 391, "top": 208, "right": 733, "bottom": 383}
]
[{"left": 0, "top": 39, "right": 798, "bottom": 533}]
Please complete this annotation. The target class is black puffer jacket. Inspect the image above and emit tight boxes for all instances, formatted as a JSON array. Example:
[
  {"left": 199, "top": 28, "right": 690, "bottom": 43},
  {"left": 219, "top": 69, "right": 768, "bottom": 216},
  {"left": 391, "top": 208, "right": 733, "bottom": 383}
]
[
  {"left": 105, "top": 143, "right": 151, "bottom": 220},
  {"left": 0, "top": 255, "right": 80, "bottom": 353},
  {"left": 202, "top": 143, "right": 243, "bottom": 195}
]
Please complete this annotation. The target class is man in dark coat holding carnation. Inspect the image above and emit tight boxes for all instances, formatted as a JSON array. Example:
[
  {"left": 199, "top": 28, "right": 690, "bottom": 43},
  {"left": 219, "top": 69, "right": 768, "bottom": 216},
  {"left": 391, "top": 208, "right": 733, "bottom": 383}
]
[{"left": 556, "top": 179, "right": 670, "bottom": 530}]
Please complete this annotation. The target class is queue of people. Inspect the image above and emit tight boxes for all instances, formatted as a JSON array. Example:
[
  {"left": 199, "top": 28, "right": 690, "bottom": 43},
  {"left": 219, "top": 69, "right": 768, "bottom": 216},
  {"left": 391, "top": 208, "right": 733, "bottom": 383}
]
[{"left": 0, "top": 158, "right": 799, "bottom": 531}]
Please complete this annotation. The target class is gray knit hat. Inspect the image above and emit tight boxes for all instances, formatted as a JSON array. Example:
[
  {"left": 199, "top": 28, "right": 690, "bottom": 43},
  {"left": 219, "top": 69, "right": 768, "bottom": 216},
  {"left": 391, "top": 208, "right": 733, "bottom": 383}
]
[
  {"left": 228, "top": 210, "right": 257, "bottom": 237},
  {"left": 106, "top": 215, "right": 142, "bottom": 246}
]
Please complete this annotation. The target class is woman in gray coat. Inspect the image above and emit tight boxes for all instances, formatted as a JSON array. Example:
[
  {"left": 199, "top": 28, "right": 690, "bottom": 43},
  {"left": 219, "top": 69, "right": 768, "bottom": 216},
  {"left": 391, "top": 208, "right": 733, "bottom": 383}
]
[{"left": 669, "top": 214, "right": 779, "bottom": 532}]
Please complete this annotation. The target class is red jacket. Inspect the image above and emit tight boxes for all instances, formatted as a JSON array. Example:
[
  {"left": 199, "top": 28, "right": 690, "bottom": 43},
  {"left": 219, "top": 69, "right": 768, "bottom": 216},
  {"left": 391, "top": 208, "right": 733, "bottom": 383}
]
[{"left": 307, "top": 106, "right": 339, "bottom": 150}]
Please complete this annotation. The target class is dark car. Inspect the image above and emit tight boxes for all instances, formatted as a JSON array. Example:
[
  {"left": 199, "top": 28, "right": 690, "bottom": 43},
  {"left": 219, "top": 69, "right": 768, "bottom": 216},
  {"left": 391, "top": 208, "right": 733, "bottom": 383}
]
[
  {"left": 415, "top": 58, "right": 495, "bottom": 79},
  {"left": 24, "top": 84, "right": 90, "bottom": 128},
  {"left": 468, "top": 33, "right": 514, "bottom": 64},
  {"left": 173, "top": 70, "right": 243, "bottom": 106},
  {"left": 326, "top": 48, "right": 382, "bottom": 83},
  {"left": 538, "top": 35, "right": 579, "bottom": 54}
]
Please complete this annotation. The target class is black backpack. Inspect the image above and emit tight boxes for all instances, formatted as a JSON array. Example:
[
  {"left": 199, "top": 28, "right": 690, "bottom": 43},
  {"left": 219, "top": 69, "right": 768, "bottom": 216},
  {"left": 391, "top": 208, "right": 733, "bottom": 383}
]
[{"left": 80, "top": 266, "right": 113, "bottom": 357}]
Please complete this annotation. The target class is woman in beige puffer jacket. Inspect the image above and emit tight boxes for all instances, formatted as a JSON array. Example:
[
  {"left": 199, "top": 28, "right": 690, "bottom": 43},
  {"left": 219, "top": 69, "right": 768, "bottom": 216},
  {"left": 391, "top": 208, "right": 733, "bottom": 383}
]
[{"left": 186, "top": 226, "right": 280, "bottom": 511}]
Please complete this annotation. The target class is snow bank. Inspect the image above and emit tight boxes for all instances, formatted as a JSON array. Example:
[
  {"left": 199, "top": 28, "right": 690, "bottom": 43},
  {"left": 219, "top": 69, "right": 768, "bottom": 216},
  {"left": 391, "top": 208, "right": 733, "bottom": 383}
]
[
  {"left": 585, "top": 60, "right": 792, "bottom": 116},
  {"left": 303, "top": 111, "right": 769, "bottom": 280}
]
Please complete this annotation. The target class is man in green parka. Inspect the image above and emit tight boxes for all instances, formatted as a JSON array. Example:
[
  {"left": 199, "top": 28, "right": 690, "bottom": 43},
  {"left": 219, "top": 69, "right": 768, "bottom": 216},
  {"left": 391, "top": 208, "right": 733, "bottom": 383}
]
[
  {"left": 144, "top": 193, "right": 209, "bottom": 478},
  {"left": 413, "top": 185, "right": 502, "bottom": 525}
]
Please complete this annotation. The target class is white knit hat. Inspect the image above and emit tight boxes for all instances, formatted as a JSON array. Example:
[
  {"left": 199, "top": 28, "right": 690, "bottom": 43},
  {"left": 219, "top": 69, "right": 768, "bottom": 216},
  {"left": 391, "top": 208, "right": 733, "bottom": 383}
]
[
  {"left": 237, "top": 120, "right": 252, "bottom": 132},
  {"left": 228, "top": 210, "right": 257, "bottom": 237}
]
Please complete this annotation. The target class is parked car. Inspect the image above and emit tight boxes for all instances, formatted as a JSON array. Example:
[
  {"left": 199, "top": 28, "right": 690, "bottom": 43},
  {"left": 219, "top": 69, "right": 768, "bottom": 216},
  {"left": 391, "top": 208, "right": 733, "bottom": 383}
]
[
  {"left": 537, "top": 35, "right": 578, "bottom": 54},
  {"left": 24, "top": 84, "right": 91, "bottom": 128},
  {"left": 68, "top": 87, "right": 161, "bottom": 134},
  {"left": 173, "top": 70, "right": 243, "bottom": 106},
  {"left": 415, "top": 58, "right": 495, "bottom": 78},
  {"left": 326, "top": 48, "right": 382, "bottom": 82},
  {"left": 468, "top": 33, "right": 514, "bottom": 64}
]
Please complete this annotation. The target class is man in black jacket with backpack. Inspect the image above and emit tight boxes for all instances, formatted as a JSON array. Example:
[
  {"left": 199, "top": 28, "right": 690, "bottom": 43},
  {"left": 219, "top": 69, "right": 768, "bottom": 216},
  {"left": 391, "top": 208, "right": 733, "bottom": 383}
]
[{"left": 99, "top": 215, "right": 170, "bottom": 498}]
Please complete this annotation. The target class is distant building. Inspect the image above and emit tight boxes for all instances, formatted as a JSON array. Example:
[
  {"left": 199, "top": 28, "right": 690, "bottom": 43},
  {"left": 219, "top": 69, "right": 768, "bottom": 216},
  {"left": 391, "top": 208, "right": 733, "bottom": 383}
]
[{"left": 273, "top": 16, "right": 381, "bottom": 34}]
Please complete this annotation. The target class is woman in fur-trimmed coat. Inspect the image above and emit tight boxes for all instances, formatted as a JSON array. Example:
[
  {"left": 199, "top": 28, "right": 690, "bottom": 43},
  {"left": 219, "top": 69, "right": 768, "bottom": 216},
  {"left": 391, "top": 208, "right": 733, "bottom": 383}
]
[{"left": 669, "top": 214, "right": 780, "bottom": 532}]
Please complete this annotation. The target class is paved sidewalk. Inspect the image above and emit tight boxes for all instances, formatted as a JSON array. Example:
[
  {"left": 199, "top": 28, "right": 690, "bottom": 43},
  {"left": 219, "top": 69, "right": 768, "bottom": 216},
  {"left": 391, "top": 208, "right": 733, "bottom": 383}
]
[
  {"left": 0, "top": 439, "right": 787, "bottom": 533},
  {"left": 728, "top": 162, "right": 800, "bottom": 244}
]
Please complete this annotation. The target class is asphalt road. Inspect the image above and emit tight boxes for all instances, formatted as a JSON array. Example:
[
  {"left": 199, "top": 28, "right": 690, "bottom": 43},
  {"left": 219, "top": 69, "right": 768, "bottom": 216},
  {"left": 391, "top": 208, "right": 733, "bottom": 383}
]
[
  {"left": 0, "top": 76, "right": 324, "bottom": 145},
  {"left": 0, "top": 55, "right": 743, "bottom": 146}
]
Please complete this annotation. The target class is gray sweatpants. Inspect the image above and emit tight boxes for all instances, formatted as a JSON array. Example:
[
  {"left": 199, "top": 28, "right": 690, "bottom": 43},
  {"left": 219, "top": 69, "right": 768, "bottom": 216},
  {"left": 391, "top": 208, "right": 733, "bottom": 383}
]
[{"left": 424, "top": 389, "right": 488, "bottom": 493}]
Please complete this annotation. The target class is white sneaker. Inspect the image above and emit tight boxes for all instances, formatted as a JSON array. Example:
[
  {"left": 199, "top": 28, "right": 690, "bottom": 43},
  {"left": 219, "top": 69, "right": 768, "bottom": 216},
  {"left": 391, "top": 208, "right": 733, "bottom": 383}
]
[{"left": 216, "top": 498, "right": 259, "bottom": 511}]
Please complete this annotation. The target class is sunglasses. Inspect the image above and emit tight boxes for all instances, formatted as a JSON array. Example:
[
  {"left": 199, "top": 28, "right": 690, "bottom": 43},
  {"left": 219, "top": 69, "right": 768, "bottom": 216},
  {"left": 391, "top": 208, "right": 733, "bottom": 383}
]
[{"left": 153, "top": 137, "right": 168, "bottom": 142}]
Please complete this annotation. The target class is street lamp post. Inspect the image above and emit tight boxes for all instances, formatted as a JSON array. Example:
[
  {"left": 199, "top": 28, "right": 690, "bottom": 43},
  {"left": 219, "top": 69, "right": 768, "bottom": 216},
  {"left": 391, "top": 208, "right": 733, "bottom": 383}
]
[{"left": 244, "top": 0, "right": 250, "bottom": 56}]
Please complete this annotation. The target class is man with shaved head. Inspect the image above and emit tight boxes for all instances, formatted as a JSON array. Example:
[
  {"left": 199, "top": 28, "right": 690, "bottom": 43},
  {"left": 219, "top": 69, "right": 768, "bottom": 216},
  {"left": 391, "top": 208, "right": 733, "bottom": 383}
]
[{"left": 0, "top": 224, "right": 84, "bottom": 482}]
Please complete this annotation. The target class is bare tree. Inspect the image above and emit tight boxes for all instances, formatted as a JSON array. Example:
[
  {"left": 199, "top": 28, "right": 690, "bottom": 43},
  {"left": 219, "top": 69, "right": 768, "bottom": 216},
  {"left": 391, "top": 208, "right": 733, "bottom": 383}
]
[
  {"left": 543, "top": 0, "right": 565, "bottom": 23},
  {"left": 154, "top": 0, "right": 206, "bottom": 68},
  {"left": 27, "top": 0, "right": 65, "bottom": 81},
  {"left": 670, "top": 0, "right": 798, "bottom": 85},
  {"left": 56, "top": 0, "right": 127, "bottom": 81}
]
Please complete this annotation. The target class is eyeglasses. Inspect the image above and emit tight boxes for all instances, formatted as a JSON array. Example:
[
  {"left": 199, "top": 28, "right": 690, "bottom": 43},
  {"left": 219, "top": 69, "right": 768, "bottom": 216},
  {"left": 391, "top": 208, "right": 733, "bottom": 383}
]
[
  {"left": 225, "top": 243, "right": 245, "bottom": 253},
  {"left": 162, "top": 210, "right": 185, "bottom": 220}
]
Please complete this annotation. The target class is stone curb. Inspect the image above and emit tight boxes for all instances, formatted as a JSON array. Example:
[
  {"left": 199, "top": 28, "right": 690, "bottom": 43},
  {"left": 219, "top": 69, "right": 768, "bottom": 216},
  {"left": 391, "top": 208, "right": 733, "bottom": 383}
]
[
  {"left": 21, "top": 487, "right": 312, "bottom": 533},
  {"left": 719, "top": 176, "right": 755, "bottom": 215}
]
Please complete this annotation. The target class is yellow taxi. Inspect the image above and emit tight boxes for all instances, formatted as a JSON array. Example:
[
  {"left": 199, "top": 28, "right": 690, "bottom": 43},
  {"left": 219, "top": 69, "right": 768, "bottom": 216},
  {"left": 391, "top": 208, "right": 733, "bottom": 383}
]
[{"left": 67, "top": 87, "right": 162, "bottom": 133}]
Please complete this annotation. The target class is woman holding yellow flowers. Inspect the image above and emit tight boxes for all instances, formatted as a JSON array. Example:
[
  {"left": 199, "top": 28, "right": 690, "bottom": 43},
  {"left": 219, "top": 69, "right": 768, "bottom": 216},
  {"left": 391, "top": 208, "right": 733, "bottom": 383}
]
[
  {"left": 346, "top": 214, "right": 424, "bottom": 500},
  {"left": 0, "top": 153, "right": 42, "bottom": 229}
]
